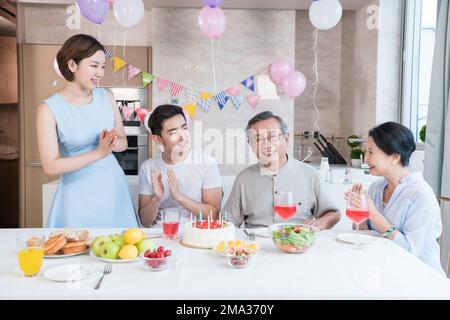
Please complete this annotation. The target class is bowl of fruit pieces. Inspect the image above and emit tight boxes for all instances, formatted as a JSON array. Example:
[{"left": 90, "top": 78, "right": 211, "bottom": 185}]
[
  {"left": 141, "top": 245, "right": 172, "bottom": 271},
  {"left": 225, "top": 247, "right": 255, "bottom": 268}
]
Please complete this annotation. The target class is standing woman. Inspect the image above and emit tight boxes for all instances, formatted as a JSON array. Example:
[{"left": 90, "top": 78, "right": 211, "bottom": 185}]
[
  {"left": 37, "top": 34, "right": 138, "bottom": 228},
  {"left": 347, "top": 122, "right": 444, "bottom": 274}
]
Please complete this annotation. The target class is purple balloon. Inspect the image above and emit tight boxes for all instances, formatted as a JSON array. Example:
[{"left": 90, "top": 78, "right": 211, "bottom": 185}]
[
  {"left": 198, "top": 6, "right": 226, "bottom": 39},
  {"left": 76, "top": 0, "right": 109, "bottom": 25},
  {"left": 282, "top": 71, "right": 307, "bottom": 98},
  {"left": 203, "top": 0, "right": 224, "bottom": 7}
]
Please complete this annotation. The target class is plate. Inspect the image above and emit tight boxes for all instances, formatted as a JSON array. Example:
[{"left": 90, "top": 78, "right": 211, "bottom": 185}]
[
  {"left": 337, "top": 233, "right": 378, "bottom": 245},
  {"left": 44, "top": 264, "right": 99, "bottom": 282},
  {"left": 89, "top": 249, "right": 139, "bottom": 263},
  {"left": 44, "top": 248, "right": 89, "bottom": 259}
]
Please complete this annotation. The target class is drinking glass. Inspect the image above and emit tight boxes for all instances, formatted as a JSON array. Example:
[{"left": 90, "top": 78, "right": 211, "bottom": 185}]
[
  {"left": 17, "top": 236, "right": 45, "bottom": 277},
  {"left": 161, "top": 208, "right": 180, "bottom": 239},
  {"left": 345, "top": 191, "right": 370, "bottom": 249},
  {"left": 274, "top": 191, "right": 297, "bottom": 220}
]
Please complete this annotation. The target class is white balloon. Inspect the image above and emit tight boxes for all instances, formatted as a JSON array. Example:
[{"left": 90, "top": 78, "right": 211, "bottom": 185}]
[
  {"left": 113, "top": 0, "right": 144, "bottom": 28},
  {"left": 309, "top": 0, "right": 343, "bottom": 30}
]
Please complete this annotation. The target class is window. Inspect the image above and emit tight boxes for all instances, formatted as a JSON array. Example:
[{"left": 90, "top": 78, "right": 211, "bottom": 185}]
[{"left": 401, "top": 0, "right": 437, "bottom": 143}]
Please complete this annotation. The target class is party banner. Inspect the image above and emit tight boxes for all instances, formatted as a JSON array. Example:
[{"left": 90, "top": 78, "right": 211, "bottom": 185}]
[
  {"left": 186, "top": 88, "right": 200, "bottom": 103},
  {"left": 197, "top": 98, "right": 212, "bottom": 112},
  {"left": 170, "top": 82, "right": 184, "bottom": 97},
  {"left": 214, "top": 91, "right": 229, "bottom": 110},
  {"left": 157, "top": 78, "right": 170, "bottom": 93},
  {"left": 230, "top": 96, "right": 244, "bottom": 110},
  {"left": 142, "top": 71, "right": 155, "bottom": 87},
  {"left": 183, "top": 103, "right": 197, "bottom": 119},
  {"left": 200, "top": 91, "right": 214, "bottom": 100},
  {"left": 127, "top": 65, "right": 141, "bottom": 81},
  {"left": 226, "top": 84, "right": 241, "bottom": 97},
  {"left": 113, "top": 56, "right": 127, "bottom": 72},
  {"left": 105, "top": 49, "right": 113, "bottom": 58},
  {"left": 247, "top": 95, "right": 261, "bottom": 109},
  {"left": 241, "top": 76, "right": 255, "bottom": 92}
]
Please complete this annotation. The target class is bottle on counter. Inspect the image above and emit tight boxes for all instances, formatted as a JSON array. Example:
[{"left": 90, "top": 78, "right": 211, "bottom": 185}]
[{"left": 320, "top": 157, "right": 330, "bottom": 182}]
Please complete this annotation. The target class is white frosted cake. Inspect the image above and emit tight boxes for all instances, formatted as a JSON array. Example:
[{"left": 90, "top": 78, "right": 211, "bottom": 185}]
[{"left": 182, "top": 220, "right": 235, "bottom": 249}]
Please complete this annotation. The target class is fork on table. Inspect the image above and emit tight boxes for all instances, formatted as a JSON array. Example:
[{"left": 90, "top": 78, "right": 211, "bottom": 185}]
[
  {"left": 243, "top": 229, "right": 256, "bottom": 241},
  {"left": 94, "top": 263, "right": 112, "bottom": 290}
]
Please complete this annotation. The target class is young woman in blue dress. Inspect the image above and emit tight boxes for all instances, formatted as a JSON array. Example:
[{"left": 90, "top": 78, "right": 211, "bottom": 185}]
[{"left": 36, "top": 34, "right": 139, "bottom": 228}]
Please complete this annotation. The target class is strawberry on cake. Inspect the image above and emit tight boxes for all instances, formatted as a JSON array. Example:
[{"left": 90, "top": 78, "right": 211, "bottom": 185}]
[{"left": 182, "top": 217, "right": 235, "bottom": 249}]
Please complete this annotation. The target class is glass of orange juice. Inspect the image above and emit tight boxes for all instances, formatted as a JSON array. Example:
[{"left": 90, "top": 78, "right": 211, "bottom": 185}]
[{"left": 17, "top": 236, "right": 45, "bottom": 277}]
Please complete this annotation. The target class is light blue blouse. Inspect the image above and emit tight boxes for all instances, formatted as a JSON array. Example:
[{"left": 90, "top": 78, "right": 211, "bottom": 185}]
[{"left": 367, "top": 172, "right": 445, "bottom": 275}]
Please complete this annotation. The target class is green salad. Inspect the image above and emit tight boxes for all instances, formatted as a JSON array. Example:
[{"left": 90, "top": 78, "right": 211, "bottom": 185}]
[{"left": 272, "top": 225, "right": 317, "bottom": 250}]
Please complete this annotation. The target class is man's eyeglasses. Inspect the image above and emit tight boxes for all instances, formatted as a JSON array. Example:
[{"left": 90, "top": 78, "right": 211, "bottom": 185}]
[{"left": 249, "top": 133, "right": 284, "bottom": 145}]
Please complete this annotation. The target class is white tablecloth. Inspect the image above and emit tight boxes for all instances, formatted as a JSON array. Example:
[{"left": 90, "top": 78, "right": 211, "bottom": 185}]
[{"left": 1, "top": 228, "right": 449, "bottom": 300}]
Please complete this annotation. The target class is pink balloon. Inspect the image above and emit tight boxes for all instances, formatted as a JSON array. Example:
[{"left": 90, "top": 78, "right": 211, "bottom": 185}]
[
  {"left": 53, "top": 57, "right": 64, "bottom": 79},
  {"left": 282, "top": 71, "right": 307, "bottom": 98},
  {"left": 198, "top": 6, "right": 226, "bottom": 39},
  {"left": 269, "top": 59, "right": 293, "bottom": 85}
]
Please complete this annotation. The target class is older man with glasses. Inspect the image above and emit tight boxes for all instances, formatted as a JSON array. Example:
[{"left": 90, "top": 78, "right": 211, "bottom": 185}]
[{"left": 223, "top": 111, "right": 341, "bottom": 230}]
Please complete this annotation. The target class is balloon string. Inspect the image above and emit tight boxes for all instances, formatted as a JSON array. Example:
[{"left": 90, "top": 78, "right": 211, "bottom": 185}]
[
  {"left": 98, "top": 24, "right": 101, "bottom": 41},
  {"left": 211, "top": 38, "right": 217, "bottom": 93},
  {"left": 112, "top": 19, "right": 118, "bottom": 86},
  {"left": 312, "top": 27, "right": 320, "bottom": 132},
  {"left": 122, "top": 31, "right": 127, "bottom": 88}
]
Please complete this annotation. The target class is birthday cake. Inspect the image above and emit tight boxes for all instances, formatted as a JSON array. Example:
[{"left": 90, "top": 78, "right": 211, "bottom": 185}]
[{"left": 182, "top": 218, "right": 235, "bottom": 249}]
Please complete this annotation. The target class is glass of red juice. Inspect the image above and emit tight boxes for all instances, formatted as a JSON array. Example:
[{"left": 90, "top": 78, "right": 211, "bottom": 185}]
[
  {"left": 274, "top": 191, "right": 297, "bottom": 220},
  {"left": 345, "top": 191, "right": 370, "bottom": 249},
  {"left": 161, "top": 208, "right": 180, "bottom": 239}
]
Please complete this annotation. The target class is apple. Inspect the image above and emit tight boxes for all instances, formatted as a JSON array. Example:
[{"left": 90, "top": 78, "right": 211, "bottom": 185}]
[
  {"left": 100, "top": 242, "right": 121, "bottom": 259},
  {"left": 109, "top": 234, "right": 125, "bottom": 248},
  {"left": 92, "top": 236, "right": 112, "bottom": 256},
  {"left": 136, "top": 238, "right": 156, "bottom": 255}
]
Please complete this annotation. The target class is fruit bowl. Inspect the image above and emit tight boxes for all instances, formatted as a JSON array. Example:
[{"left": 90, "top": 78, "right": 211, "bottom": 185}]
[
  {"left": 225, "top": 248, "right": 255, "bottom": 268},
  {"left": 214, "top": 239, "right": 259, "bottom": 256},
  {"left": 141, "top": 246, "right": 172, "bottom": 271},
  {"left": 269, "top": 223, "right": 318, "bottom": 254}
]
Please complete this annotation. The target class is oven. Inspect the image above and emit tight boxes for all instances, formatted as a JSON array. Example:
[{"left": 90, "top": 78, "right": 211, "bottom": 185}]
[
  {"left": 113, "top": 134, "right": 148, "bottom": 176},
  {"left": 108, "top": 87, "right": 149, "bottom": 176}
]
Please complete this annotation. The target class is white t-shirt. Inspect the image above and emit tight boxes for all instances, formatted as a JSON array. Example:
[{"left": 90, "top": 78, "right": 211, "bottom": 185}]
[{"left": 139, "top": 150, "right": 222, "bottom": 226}]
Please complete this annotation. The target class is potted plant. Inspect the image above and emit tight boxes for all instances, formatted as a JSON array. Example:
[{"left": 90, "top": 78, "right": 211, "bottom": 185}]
[
  {"left": 419, "top": 124, "right": 426, "bottom": 143},
  {"left": 347, "top": 135, "right": 364, "bottom": 168}
]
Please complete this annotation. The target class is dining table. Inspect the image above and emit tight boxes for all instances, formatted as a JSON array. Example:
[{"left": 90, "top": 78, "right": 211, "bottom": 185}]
[{"left": 1, "top": 227, "right": 450, "bottom": 300}]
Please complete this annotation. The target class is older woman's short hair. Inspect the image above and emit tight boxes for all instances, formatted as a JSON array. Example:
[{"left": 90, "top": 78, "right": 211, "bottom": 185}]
[{"left": 369, "top": 122, "right": 416, "bottom": 166}]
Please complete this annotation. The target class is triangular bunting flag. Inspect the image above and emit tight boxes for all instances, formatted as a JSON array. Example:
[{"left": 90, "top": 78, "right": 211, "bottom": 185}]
[
  {"left": 241, "top": 76, "right": 255, "bottom": 92},
  {"left": 135, "top": 108, "right": 148, "bottom": 123},
  {"left": 183, "top": 103, "right": 197, "bottom": 119},
  {"left": 214, "top": 91, "right": 229, "bottom": 110},
  {"left": 113, "top": 56, "right": 127, "bottom": 72},
  {"left": 157, "top": 78, "right": 170, "bottom": 93},
  {"left": 186, "top": 89, "right": 200, "bottom": 103},
  {"left": 247, "top": 95, "right": 261, "bottom": 109},
  {"left": 230, "top": 96, "right": 244, "bottom": 110},
  {"left": 142, "top": 71, "right": 155, "bottom": 87},
  {"left": 170, "top": 82, "right": 184, "bottom": 97},
  {"left": 104, "top": 49, "right": 113, "bottom": 58},
  {"left": 196, "top": 98, "right": 212, "bottom": 112},
  {"left": 200, "top": 91, "right": 214, "bottom": 100},
  {"left": 226, "top": 84, "right": 241, "bottom": 97},
  {"left": 127, "top": 65, "right": 141, "bottom": 81}
]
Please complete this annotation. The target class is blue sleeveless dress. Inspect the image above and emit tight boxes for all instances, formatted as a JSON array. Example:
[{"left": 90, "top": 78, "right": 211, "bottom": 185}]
[{"left": 44, "top": 88, "right": 139, "bottom": 228}]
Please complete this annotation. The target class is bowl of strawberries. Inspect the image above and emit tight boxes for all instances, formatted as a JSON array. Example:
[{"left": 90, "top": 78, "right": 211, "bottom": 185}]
[{"left": 141, "top": 245, "right": 172, "bottom": 271}]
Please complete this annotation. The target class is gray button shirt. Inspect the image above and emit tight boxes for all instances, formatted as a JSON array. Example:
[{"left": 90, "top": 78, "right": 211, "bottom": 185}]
[{"left": 223, "top": 156, "right": 340, "bottom": 228}]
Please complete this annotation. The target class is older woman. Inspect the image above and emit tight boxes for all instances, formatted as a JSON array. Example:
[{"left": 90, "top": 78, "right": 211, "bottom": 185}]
[{"left": 349, "top": 122, "right": 444, "bottom": 274}]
